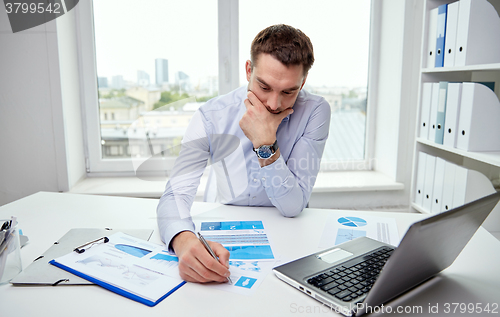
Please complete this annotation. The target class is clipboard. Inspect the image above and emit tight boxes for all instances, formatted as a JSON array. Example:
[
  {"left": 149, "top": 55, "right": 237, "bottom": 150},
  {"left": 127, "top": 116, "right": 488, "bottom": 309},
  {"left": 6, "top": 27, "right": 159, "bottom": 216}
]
[
  {"left": 49, "top": 232, "right": 185, "bottom": 306},
  {"left": 11, "top": 228, "right": 153, "bottom": 285}
]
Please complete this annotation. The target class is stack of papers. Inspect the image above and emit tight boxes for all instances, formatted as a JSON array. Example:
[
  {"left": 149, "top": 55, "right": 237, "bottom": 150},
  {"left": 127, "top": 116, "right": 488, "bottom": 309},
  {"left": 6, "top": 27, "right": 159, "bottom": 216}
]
[{"left": 197, "top": 220, "right": 278, "bottom": 295}]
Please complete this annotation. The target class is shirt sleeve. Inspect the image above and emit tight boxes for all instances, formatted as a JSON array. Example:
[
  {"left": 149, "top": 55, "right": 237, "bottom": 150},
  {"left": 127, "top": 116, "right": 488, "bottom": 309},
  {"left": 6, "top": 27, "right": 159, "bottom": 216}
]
[
  {"left": 156, "top": 110, "right": 210, "bottom": 253},
  {"left": 259, "top": 100, "right": 331, "bottom": 217}
]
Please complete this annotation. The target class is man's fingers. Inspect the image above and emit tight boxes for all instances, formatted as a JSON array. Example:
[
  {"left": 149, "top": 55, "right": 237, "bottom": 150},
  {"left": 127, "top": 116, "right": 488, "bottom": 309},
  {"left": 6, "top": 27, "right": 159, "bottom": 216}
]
[
  {"left": 209, "top": 241, "right": 230, "bottom": 269},
  {"left": 180, "top": 250, "right": 228, "bottom": 283},
  {"left": 173, "top": 232, "right": 229, "bottom": 283},
  {"left": 277, "top": 108, "right": 294, "bottom": 121},
  {"left": 247, "top": 90, "right": 265, "bottom": 109},
  {"left": 179, "top": 263, "right": 217, "bottom": 283},
  {"left": 244, "top": 98, "right": 253, "bottom": 111},
  {"left": 196, "top": 242, "right": 231, "bottom": 277}
]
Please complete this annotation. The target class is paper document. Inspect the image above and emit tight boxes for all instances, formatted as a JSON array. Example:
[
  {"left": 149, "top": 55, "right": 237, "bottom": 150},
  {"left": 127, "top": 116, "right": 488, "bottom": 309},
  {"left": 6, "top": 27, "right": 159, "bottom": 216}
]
[
  {"left": 198, "top": 220, "right": 278, "bottom": 295},
  {"left": 50, "top": 232, "right": 184, "bottom": 306},
  {"left": 318, "top": 214, "right": 400, "bottom": 250},
  {"left": 199, "top": 221, "right": 275, "bottom": 261}
]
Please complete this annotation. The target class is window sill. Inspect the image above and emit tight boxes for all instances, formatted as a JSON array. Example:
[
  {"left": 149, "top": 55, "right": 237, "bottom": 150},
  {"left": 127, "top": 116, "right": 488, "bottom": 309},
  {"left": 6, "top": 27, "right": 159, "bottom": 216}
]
[
  {"left": 69, "top": 170, "right": 404, "bottom": 199},
  {"left": 313, "top": 171, "right": 404, "bottom": 192}
]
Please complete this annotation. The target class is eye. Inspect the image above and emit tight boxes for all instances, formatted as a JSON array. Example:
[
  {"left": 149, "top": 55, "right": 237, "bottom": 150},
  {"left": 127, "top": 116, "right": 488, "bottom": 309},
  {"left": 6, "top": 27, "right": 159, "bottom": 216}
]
[
  {"left": 260, "top": 86, "right": 270, "bottom": 91},
  {"left": 282, "top": 91, "right": 292, "bottom": 95}
]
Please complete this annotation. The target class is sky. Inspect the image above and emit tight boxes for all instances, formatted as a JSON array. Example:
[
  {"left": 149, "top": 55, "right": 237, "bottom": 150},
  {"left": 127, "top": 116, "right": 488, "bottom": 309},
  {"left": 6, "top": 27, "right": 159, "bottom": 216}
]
[{"left": 93, "top": 0, "right": 371, "bottom": 89}]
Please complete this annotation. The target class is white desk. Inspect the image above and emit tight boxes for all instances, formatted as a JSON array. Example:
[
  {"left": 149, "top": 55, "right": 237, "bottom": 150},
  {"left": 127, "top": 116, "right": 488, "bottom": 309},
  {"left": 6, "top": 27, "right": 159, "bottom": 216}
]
[{"left": 1, "top": 192, "right": 499, "bottom": 316}]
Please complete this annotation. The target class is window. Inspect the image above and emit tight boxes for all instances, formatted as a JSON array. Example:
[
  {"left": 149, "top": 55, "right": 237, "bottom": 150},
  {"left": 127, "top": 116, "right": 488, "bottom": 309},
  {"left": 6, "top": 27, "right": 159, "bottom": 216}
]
[
  {"left": 239, "top": 0, "right": 371, "bottom": 170},
  {"left": 78, "top": 0, "right": 373, "bottom": 174}
]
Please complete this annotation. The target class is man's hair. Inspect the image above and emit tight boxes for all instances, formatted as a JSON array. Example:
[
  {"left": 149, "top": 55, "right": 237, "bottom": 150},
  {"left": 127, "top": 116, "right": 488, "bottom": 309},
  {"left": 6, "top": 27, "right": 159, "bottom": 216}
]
[{"left": 250, "top": 24, "right": 314, "bottom": 75}]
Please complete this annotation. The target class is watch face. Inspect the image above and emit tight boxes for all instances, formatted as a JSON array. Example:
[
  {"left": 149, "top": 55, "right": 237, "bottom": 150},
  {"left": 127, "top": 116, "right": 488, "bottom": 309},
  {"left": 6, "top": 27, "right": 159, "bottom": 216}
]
[{"left": 257, "top": 147, "right": 273, "bottom": 159}]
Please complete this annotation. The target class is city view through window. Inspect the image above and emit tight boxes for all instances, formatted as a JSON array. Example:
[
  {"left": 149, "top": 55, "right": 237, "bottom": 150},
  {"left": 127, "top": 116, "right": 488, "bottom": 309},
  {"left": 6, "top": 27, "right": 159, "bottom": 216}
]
[{"left": 94, "top": 0, "right": 371, "bottom": 169}]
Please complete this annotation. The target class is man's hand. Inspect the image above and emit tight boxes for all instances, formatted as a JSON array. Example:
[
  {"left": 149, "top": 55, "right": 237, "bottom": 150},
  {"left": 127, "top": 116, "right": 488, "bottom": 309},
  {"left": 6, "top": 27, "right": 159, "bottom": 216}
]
[
  {"left": 239, "top": 91, "right": 293, "bottom": 149},
  {"left": 172, "top": 231, "right": 231, "bottom": 283}
]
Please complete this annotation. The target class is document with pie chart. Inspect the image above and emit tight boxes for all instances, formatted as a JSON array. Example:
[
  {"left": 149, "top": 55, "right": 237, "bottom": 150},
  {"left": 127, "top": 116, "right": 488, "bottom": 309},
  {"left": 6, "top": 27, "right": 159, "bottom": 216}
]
[{"left": 318, "top": 214, "right": 400, "bottom": 250}]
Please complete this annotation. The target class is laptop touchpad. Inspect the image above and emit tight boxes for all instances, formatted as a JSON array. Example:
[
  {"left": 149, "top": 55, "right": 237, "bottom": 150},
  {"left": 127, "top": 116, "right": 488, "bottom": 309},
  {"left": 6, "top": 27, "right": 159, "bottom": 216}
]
[{"left": 316, "top": 248, "right": 353, "bottom": 264}]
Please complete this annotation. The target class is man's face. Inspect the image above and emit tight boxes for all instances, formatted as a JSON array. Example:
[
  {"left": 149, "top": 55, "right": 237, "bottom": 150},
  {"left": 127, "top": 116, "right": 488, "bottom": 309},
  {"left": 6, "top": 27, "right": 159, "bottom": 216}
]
[{"left": 246, "top": 53, "right": 306, "bottom": 114}]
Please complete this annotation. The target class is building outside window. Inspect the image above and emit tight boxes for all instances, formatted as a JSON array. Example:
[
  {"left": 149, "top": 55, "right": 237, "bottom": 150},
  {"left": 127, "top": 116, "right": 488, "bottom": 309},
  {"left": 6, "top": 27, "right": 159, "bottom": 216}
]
[{"left": 87, "top": 0, "right": 371, "bottom": 173}]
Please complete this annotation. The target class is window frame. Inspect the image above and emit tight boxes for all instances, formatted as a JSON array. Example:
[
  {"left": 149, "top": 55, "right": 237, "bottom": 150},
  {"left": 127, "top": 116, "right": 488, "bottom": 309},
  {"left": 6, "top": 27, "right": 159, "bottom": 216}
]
[{"left": 76, "top": 0, "right": 377, "bottom": 176}]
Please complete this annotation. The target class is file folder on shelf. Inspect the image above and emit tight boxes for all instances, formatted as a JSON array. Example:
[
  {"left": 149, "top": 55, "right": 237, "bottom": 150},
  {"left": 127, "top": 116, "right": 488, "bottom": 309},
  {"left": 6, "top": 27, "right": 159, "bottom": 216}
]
[
  {"left": 452, "top": 165, "right": 495, "bottom": 209},
  {"left": 440, "top": 161, "right": 456, "bottom": 213},
  {"left": 422, "top": 154, "right": 436, "bottom": 212},
  {"left": 426, "top": 8, "right": 438, "bottom": 68},
  {"left": 454, "top": 0, "right": 500, "bottom": 66},
  {"left": 431, "top": 157, "right": 446, "bottom": 214},
  {"left": 450, "top": 165, "right": 499, "bottom": 231},
  {"left": 434, "top": 82, "right": 448, "bottom": 144},
  {"left": 442, "top": 83, "right": 462, "bottom": 148},
  {"left": 456, "top": 82, "right": 500, "bottom": 152},
  {"left": 414, "top": 151, "right": 428, "bottom": 207},
  {"left": 434, "top": 4, "right": 448, "bottom": 67},
  {"left": 443, "top": 1, "right": 459, "bottom": 67},
  {"left": 428, "top": 83, "right": 440, "bottom": 142},
  {"left": 419, "top": 83, "right": 433, "bottom": 139}
]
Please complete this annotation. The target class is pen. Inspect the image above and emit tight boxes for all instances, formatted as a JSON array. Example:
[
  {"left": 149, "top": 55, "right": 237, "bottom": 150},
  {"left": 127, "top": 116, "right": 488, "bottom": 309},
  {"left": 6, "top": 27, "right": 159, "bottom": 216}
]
[{"left": 197, "top": 232, "right": 232, "bottom": 284}]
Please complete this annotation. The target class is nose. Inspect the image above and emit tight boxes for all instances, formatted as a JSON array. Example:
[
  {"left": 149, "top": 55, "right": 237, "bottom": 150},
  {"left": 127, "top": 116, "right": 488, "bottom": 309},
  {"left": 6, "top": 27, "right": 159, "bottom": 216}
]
[{"left": 267, "top": 92, "right": 281, "bottom": 111}]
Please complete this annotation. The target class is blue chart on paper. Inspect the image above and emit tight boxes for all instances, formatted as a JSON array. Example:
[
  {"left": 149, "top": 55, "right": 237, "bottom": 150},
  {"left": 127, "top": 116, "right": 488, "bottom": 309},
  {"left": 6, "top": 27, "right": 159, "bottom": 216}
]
[
  {"left": 229, "top": 261, "right": 261, "bottom": 272},
  {"left": 335, "top": 229, "right": 367, "bottom": 245},
  {"left": 150, "top": 253, "right": 179, "bottom": 262},
  {"left": 338, "top": 217, "right": 367, "bottom": 227},
  {"left": 115, "top": 244, "right": 152, "bottom": 258},
  {"left": 235, "top": 276, "right": 257, "bottom": 289},
  {"left": 202, "top": 234, "right": 269, "bottom": 245},
  {"left": 225, "top": 245, "right": 274, "bottom": 260},
  {"left": 201, "top": 221, "right": 264, "bottom": 231}
]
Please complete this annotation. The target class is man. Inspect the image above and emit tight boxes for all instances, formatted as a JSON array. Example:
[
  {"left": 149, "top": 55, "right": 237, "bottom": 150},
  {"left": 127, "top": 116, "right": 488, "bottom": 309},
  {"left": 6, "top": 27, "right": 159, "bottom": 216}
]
[{"left": 157, "top": 24, "right": 331, "bottom": 283}]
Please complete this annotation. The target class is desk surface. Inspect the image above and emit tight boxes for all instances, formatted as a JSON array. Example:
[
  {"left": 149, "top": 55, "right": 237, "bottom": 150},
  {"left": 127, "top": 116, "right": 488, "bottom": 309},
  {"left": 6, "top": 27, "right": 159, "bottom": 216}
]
[{"left": 1, "top": 192, "right": 499, "bottom": 316}]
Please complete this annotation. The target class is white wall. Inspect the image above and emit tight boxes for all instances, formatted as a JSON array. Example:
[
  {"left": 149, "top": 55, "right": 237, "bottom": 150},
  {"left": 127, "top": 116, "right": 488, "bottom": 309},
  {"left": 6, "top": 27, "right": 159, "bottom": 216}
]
[
  {"left": 56, "top": 9, "right": 86, "bottom": 189},
  {"left": 0, "top": 8, "right": 85, "bottom": 206}
]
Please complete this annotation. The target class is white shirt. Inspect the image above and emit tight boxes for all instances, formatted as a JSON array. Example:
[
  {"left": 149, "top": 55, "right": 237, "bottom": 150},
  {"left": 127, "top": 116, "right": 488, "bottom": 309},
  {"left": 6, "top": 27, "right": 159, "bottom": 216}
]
[{"left": 157, "top": 86, "right": 331, "bottom": 252}]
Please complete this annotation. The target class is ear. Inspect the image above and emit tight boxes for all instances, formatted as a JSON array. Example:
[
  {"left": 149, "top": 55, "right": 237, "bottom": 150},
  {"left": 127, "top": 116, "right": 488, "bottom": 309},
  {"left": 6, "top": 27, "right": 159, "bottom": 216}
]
[
  {"left": 245, "top": 60, "right": 252, "bottom": 82},
  {"left": 300, "top": 74, "right": 308, "bottom": 90}
]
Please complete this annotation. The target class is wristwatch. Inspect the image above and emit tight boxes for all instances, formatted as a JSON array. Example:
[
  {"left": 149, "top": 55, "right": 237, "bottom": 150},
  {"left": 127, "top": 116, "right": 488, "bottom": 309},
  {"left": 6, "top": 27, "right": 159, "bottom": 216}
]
[{"left": 253, "top": 140, "right": 279, "bottom": 159}]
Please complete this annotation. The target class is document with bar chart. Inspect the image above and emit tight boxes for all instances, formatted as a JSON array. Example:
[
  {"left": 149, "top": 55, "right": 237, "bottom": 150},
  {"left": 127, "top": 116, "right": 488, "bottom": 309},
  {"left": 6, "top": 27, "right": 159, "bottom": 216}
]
[
  {"left": 198, "top": 220, "right": 276, "bottom": 261},
  {"left": 197, "top": 220, "right": 278, "bottom": 295}
]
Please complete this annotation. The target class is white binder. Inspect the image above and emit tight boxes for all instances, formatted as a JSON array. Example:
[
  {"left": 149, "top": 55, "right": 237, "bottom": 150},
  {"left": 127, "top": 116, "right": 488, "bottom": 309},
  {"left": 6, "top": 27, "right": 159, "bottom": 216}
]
[
  {"left": 454, "top": 0, "right": 500, "bottom": 66},
  {"left": 419, "top": 83, "right": 433, "bottom": 139},
  {"left": 422, "top": 154, "right": 436, "bottom": 212},
  {"left": 426, "top": 8, "right": 438, "bottom": 68},
  {"left": 431, "top": 157, "right": 446, "bottom": 214},
  {"left": 452, "top": 165, "right": 468, "bottom": 208},
  {"left": 442, "top": 83, "right": 462, "bottom": 148},
  {"left": 452, "top": 165, "right": 496, "bottom": 209},
  {"left": 443, "top": 1, "right": 459, "bottom": 67},
  {"left": 428, "top": 83, "right": 440, "bottom": 142},
  {"left": 449, "top": 164, "right": 499, "bottom": 232},
  {"left": 414, "top": 151, "right": 427, "bottom": 207},
  {"left": 440, "top": 160, "right": 456, "bottom": 213},
  {"left": 456, "top": 82, "right": 500, "bottom": 151},
  {"left": 434, "top": 82, "right": 448, "bottom": 144}
]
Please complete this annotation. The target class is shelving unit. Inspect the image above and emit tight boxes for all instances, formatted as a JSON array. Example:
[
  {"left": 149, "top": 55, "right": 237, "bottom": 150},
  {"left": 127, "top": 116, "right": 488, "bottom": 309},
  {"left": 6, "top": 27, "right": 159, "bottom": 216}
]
[
  {"left": 422, "top": 63, "right": 500, "bottom": 73},
  {"left": 416, "top": 137, "right": 500, "bottom": 167},
  {"left": 410, "top": 0, "right": 500, "bottom": 232}
]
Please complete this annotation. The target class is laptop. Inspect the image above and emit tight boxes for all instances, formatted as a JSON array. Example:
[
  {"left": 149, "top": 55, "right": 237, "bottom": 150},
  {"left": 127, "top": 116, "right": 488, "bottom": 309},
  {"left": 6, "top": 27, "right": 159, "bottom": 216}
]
[{"left": 273, "top": 191, "right": 500, "bottom": 316}]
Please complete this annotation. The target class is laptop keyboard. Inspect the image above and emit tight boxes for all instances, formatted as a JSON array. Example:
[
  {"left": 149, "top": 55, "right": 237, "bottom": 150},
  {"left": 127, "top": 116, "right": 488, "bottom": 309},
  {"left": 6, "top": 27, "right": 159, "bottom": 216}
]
[{"left": 306, "top": 247, "right": 395, "bottom": 303}]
